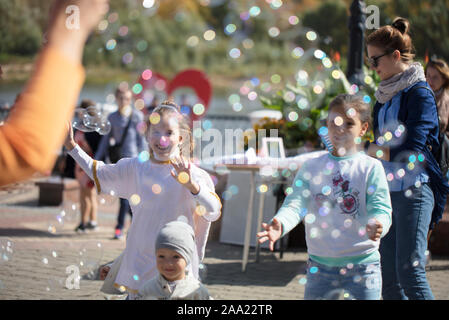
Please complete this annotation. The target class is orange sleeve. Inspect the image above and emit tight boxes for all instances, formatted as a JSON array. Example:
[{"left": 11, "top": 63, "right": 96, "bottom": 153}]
[{"left": 0, "top": 45, "right": 85, "bottom": 186}]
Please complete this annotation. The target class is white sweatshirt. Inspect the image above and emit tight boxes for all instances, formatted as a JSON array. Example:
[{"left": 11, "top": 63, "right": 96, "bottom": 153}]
[{"left": 68, "top": 145, "right": 221, "bottom": 292}]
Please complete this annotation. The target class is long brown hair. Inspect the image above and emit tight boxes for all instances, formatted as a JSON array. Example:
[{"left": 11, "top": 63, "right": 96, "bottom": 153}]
[
  {"left": 425, "top": 59, "right": 449, "bottom": 90},
  {"left": 146, "top": 100, "right": 194, "bottom": 159},
  {"left": 366, "top": 17, "right": 415, "bottom": 64}
]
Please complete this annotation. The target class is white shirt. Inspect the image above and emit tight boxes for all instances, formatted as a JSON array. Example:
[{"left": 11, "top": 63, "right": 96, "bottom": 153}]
[{"left": 68, "top": 145, "right": 221, "bottom": 292}]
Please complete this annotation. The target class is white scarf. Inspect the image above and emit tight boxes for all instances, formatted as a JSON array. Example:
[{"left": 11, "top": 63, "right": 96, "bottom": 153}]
[{"left": 375, "top": 62, "right": 427, "bottom": 104}]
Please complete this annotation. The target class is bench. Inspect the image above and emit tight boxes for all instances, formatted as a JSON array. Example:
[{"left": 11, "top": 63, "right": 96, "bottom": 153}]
[{"left": 35, "top": 177, "right": 80, "bottom": 206}]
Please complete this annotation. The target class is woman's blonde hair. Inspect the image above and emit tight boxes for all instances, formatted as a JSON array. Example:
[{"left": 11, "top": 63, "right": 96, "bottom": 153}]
[{"left": 146, "top": 100, "right": 194, "bottom": 159}]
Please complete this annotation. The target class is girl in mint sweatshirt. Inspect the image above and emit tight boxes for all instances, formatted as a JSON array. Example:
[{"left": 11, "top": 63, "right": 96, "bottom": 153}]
[{"left": 258, "top": 94, "right": 392, "bottom": 300}]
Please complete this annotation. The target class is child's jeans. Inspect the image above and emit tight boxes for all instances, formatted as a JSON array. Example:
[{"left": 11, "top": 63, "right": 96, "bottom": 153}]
[{"left": 304, "top": 258, "right": 382, "bottom": 300}]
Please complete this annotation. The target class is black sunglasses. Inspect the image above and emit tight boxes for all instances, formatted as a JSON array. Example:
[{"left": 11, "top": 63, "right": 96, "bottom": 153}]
[{"left": 367, "top": 51, "right": 392, "bottom": 68}]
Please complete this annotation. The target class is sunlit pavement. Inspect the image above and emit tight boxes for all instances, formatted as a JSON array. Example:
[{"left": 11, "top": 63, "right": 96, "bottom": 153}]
[{"left": 1, "top": 180, "right": 449, "bottom": 300}]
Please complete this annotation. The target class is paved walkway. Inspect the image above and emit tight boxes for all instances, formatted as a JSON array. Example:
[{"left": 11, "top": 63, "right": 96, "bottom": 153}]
[{"left": 1, "top": 181, "right": 449, "bottom": 300}]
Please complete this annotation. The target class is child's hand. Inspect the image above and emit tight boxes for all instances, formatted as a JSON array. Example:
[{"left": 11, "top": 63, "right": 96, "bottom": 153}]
[
  {"left": 64, "top": 121, "right": 76, "bottom": 151},
  {"left": 170, "top": 156, "right": 200, "bottom": 194},
  {"left": 99, "top": 265, "right": 110, "bottom": 280},
  {"left": 366, "top": 218, "right": 383, "bottom": 241},
  {"left": 256, "top": 218, "right": 282, "bottom": 251}
]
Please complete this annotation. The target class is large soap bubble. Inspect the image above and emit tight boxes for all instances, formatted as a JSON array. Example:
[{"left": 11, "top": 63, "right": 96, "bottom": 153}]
[{"left": 72, "top": 105, "right": 111, "bottom": 135}]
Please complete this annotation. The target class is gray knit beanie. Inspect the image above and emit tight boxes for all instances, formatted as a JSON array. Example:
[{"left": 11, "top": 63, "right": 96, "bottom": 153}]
[{"left": 155, "top": 221, "right": 195, "bottom": 266}]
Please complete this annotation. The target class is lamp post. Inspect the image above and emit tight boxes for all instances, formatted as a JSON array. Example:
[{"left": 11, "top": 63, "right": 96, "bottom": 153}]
[{"left": 347, "top": 0, "right": 366, "bottom": 87}]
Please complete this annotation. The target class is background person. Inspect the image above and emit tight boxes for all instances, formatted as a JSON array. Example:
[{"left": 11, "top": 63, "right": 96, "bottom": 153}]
[
  {"left": 366, "top": 17, "right": 449, "bottom": 300},
  {"left": 425, "top": 59, "right": 449, "bottom": 135},
  {"left": 95, "top": 87, "right": 147, "bottom": 239},
  {"left": 73, "top": 99, "right": 102, "bottom": 232}
]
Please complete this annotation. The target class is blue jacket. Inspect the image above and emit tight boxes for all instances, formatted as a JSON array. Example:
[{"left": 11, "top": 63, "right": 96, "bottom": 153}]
[{"left": 373, "top": 81, "right": 449, "bottom": 229}]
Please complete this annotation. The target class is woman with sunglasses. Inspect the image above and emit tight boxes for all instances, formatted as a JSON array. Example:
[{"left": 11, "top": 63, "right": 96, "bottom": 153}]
[
  {"left": 425, "top": 59, "right": 449, "bottom": 135},
  {"left": 366, "top": 17, "right": 449, "bottom": 300}
]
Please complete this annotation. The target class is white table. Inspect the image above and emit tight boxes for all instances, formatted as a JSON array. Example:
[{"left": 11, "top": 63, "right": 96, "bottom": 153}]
[{"left": 215, "top": 163, "right": 293, "bottom": 272}]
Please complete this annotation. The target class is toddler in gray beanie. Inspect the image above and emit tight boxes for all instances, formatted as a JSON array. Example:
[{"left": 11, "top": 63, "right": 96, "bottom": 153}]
[
  {"left": 155, "top": 220, "right": 195, "bottom": 266},
  {"left": 137, "top": 220, "right": 211, "bottom": 300}
]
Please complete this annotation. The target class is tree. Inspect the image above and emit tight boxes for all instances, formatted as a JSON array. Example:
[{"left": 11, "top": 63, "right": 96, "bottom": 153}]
[
  {"left": 385, "top": 0, "right": 449, "bottom": 62},
  {"left": 0, "top": 0, "right": 42, "bottom": 56},
  {"left": 302, "top": 0, "right": 349, "bottom": 57}
]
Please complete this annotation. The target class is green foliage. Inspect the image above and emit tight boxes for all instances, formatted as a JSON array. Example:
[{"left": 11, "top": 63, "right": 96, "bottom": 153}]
[
  {"left": 3, "top": 0, "right": 448, "bottom": 82},
  {"left": 302, "top": 0, "right": 349, "bottom": 57},
  {"left": 256, "top": 62, "right": 379, "bottom": 150},
  {"left": 302, "top": 0, "right": 449, "bottom": 65},
  {"left": 0, "top": 0, "right": 42, "bottom": 56},
  {"left": 403, "top": 0, "right": 449, "bottom": 61}
]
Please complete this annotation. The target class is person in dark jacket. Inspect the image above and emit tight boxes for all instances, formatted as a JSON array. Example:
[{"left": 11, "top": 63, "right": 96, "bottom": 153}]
[{"left": 366, "top": 17, "right": 449, "bottom": 300}]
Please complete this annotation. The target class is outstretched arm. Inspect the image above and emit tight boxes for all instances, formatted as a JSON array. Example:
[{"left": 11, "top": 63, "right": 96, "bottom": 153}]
[{"left": 0, "top": 0, "right": 109, "bottom": 186}]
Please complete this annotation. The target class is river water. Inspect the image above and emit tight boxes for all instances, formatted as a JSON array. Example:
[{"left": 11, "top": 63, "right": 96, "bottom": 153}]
[{"left": 0, "top": 82, "right": 264, "bottom": 118}]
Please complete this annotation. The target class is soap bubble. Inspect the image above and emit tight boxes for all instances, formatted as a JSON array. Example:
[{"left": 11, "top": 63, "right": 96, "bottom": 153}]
[
  {"left": 47, "top": 212, "right": 65, "bottom": 234},
  {"left": 96, "top": 120, "right": 112, "bottom": 135},
  {"left": 177, "top": 172, "right": 190, "bottom": 184},
  {"left": 46, "top": 277, "right": 65, "bottom": 292},
  {"left": 177, "top": 215, "right": 189, "bottom": 224},
  {"left": 72, "top": 109, "right": 94, "bottom": 132},
  {"left": 77, "top": 242, "right": 104, "bottom": 279},
  {"left": 130, "top": 194, "right": 141, "bottom": 206},
  {"left": 0, "top": 238, "right": 14, "bottom": 264},
  {"left": 72, "top": 106, "right": 111, "bottom": 135},
  {"left": 323, "top": 289, "right": 355, "bottom": 300},
  {"left": 334, "top": 116, "right": 343, "bottom": 126},
  {"left": 143, "top": 0, "right": 157, "bottom": 9},
  {"left": 98, "top": 190, "right": 119, "bottom": 206},
  {"left": 309, "top": 266, "right": 319, "bottom": 274},
  {"left": 199, "top": 263, "right": 208, "bottom": 281},
  {"left": 425, "top": 250, "right": 431, "bottom": 265},
  {"left": 195, "top": 205, "right": 207, "bottom": 217}
]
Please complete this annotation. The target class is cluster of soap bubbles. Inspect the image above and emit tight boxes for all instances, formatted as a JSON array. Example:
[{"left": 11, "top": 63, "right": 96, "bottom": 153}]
[{"left": 72, "top": 105, "right": 111, "bottom": 135}]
